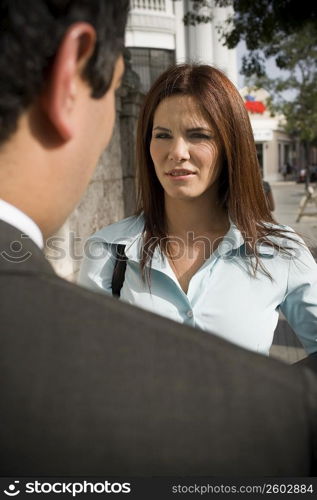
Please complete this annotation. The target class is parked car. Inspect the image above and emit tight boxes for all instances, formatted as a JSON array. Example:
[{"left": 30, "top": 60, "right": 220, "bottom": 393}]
[{"left": 296, "top": 165, "right": 317, "bottom": 183}]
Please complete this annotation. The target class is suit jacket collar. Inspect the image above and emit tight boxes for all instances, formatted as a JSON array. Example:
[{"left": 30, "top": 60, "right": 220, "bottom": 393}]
[{"left": 0, "top": 220, "right": 54, "bottom": 275}]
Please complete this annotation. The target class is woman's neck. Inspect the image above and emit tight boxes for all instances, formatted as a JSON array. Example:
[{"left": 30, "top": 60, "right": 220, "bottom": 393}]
[{"left": 164, "top": 191, "right": 229, "bottom": 240}]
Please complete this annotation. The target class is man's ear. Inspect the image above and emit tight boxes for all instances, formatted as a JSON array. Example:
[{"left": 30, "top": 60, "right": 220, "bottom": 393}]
[{"left": 41, "top": 22, "right": 96, "bottom": 141}]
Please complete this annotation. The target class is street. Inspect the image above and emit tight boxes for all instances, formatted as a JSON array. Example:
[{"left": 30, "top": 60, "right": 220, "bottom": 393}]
[
  {"left": 269, "top": 181, "right": 317, "bottom": 363},
  {"left": 272, "top": 180, "right": 317, "bottom": 249}
]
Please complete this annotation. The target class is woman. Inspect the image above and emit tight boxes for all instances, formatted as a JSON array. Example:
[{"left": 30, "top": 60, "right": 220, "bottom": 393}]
[{"left": 79, "top": 64, "right": 317, "bottom": 356}]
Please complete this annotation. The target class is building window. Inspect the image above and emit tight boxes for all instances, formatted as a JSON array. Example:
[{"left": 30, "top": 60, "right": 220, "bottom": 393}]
[
  {"left": 129, "top": 47, "right": 175, "bottom": 93},
  {"left": 131, "top": 0, "right": 166, "bottom": 11}
]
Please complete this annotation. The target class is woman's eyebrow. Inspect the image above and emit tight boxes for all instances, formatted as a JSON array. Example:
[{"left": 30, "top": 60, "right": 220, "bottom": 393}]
[
  {"left": 153, "top": 126, "right": 213, "bottom": 133},
  {"left": 153, "top": 126, "right": 172, "bottom": 133}
]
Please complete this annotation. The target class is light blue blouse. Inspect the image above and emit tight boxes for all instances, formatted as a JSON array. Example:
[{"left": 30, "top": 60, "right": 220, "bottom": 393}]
[{"left": 79, "top": 214, "right": 317, "bottom": 356}]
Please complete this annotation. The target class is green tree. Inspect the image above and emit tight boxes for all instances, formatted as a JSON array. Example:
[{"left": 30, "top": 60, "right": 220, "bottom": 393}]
[{"left": 247, "top": 23, "right": 317, "bottom": 185}]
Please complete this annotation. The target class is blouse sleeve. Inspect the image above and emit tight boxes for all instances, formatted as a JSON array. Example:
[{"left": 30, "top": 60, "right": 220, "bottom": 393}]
[
  {"left": 280, "top": 243, "right": 317, "bottom": 354},
  {"left": 78, "top": 239, "right": 116, "bottom": 295}
]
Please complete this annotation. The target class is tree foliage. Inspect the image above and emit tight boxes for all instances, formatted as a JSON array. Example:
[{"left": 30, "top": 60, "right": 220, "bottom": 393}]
[
  {"left": 173, "top": 0, "right": 317, "bottom": 76},
  {"left": 247, "top": 23, "right": 317, "bottom": 147},
  {"left": 181, "top": 0, "right": 213, "bottom": 25}
]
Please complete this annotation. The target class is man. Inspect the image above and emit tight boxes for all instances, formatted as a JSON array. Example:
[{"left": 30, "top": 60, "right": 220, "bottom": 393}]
[{"left": 0, "top": 0, "right": 316, "bottom": 476}]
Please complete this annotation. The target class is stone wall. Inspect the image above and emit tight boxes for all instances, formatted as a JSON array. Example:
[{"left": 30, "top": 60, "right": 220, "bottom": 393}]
[{"left": 45, "top": 51, "right": 143, "bottom": 281}]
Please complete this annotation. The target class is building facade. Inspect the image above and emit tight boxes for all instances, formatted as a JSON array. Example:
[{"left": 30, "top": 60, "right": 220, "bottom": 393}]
[
  {"left": 126, "top": 0, "right": 238, "bottom": 92},
  {"left": 240, "top": 87, "right": 294, "bottom": 182}
]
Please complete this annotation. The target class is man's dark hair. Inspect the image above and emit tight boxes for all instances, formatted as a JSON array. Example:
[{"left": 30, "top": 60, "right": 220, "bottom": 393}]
[{"left": 0, "top": 0, "right": 129, "bottom": 145}]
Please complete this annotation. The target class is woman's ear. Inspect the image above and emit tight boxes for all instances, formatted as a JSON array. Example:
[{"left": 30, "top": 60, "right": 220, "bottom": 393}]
[{"left": 40, "top": 22, "right": 96, "bottom": 141}]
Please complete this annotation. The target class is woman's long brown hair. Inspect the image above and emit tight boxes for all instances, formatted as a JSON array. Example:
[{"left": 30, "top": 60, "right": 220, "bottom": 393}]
[{"left": 135, "top": 64, "right": 295, "bottom": 280}]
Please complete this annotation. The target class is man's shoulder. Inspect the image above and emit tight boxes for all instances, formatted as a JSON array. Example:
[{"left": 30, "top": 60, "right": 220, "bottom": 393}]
[
  {"left": 1, "top": 265, "right": 316, "bottom": 476},
  {"left": 0, "top": 219, "right": 53, "bottom": 274},
  {"left": 0, "top": 267, "right": 139, "bottom": 333}
]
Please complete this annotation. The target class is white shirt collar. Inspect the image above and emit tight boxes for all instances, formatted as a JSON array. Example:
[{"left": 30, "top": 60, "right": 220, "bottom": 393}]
[
  {"left": 123, "top": 216, "right": 245, "bottom": 263},
  {"left": 0, "top": 199, "right": 44, "bottom": 249}
]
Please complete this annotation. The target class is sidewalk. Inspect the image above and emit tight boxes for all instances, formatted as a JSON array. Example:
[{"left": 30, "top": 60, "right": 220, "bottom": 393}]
[{"left": 268, "top": 181, "right": 317, "bottom": 363}]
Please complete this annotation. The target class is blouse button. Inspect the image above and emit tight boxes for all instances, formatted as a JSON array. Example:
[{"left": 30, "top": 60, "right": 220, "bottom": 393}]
[{"left": 187, "top": 310, "right": 193, "bottom": 318}]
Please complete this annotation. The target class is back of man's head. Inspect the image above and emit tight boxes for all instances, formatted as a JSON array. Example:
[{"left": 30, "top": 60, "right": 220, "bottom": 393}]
[{"left": 0, "top": 0, "right": 129, "bottom": 146}]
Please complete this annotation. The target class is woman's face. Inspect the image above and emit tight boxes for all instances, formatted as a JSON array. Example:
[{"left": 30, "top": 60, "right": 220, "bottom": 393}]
[{"left": 150, "top": 95, "right": 222, "bottom": 202}]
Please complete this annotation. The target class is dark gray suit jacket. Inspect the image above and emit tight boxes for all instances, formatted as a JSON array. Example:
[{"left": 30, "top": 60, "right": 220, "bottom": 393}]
[{"left": 0, "top": 220, "right": 316, "bottom": 476}]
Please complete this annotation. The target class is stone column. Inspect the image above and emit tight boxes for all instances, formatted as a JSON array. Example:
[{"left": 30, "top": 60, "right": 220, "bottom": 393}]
[
  {"left": 174, "top": 0, "right": 186, "bottom": 63},
  {"left": 212, "top": 4, "right": 238, "bottom": 86},
  {"left": 186, "top": 0, "right": 213, "bottom": 64},
  {"left": 119, "top": 49, "right": 144, "bottom": 217}
]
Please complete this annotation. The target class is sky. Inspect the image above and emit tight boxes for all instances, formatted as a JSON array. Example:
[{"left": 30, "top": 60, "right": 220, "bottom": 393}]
[
  {"left": 236, "top": 40, "right": 295, "bottom": 102},
  {"left": 236, "top": 41, "right": 283, "bottom": 89}
]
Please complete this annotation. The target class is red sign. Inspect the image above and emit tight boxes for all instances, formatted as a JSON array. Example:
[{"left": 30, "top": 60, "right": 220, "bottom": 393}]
[{"left": 245, "top": 100, "right": 266, "bottom": 114}]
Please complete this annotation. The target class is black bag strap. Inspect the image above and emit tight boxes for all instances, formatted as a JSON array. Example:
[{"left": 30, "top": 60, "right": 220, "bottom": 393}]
[{"left": 111, "top": 244, "right": 127, "bottom": 298}]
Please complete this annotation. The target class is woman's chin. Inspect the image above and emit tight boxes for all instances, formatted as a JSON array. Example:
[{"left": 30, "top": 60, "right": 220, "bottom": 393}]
[{"left": 165, "top": 188, "right": 199, "bottom": 201}]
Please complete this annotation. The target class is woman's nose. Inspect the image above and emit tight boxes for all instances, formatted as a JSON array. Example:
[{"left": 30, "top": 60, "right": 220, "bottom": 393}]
[{"left": 168, "top": 137, "right": 190, "bottom": 162}]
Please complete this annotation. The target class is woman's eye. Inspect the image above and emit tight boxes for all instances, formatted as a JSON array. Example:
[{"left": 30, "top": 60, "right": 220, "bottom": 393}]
[
  {"left": 189, "top": 133, "right": 212, "bottom": 140},
  {"left": 154, "top": 134, "right": 171, "bottom": 139}
]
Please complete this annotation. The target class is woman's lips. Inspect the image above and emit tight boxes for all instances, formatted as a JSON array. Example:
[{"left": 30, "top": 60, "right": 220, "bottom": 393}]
[{"left": 166, "top": 169, "right": 196, "bottom": 179}]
